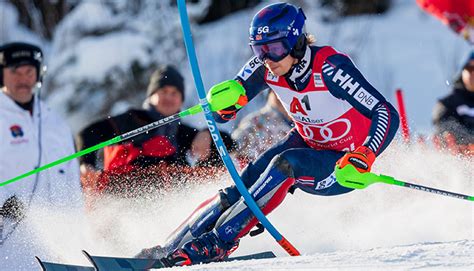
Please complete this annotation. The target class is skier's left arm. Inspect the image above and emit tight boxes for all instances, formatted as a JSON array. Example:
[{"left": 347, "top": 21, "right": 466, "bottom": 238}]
[{"left": 322, "top": 54, "right": 399, "bottom": 172}]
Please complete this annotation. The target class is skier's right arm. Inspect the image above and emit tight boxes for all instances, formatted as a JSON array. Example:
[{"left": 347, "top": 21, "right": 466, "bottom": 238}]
[{"left": 209, "top": 56, "right": 269, "bottom": 123}]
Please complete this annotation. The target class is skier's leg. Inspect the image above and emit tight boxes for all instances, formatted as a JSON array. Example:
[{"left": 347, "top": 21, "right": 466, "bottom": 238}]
[
  {"left": 164, "top": 151, "right": 298, "bottom": 265},
  {"left": 164, "top": 149, "right": 353, "bottom": 266},
  {"left": 135, "top": 189, "right": 234, "bottom": 258},
  {"left": 212, "top": 149, "right": 354, "bottom": 244},
  {"left": 287, "top": 149, "right": 354, "bottom": 196},
  {"left": 137, "top": 131, "right": 307, "bottom": 259}
]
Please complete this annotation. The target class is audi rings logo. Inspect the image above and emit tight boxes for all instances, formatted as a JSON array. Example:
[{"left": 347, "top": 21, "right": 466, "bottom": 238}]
[{"left": 302, "top": 118, "right": 351, "bottom": 143}]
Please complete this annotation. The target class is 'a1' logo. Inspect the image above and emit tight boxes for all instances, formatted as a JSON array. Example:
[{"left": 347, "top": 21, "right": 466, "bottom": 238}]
[
  {"left": 290, "top": 95, "right": 311, "bottom": 116},
  {"left": 290, "top": 97, "right": 307, "bottom": 115}
]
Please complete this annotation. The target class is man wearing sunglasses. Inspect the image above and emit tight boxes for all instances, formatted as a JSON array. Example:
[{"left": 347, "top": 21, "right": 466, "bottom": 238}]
[
  {"left": 433, "top": 52, "right": 474, "bottom": 154},
  {"left": 137, "top": 2, "right": 399, "bottom": 266}
]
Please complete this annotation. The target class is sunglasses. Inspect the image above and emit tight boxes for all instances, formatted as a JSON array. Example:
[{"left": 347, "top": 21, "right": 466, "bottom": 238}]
[{"left": 250, "top": 40, "right": 291, "bottom": 62}]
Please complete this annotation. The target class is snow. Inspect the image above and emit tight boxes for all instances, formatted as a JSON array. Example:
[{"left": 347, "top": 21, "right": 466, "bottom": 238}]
[
  {"left": 47, "top": 2, "right": 153, "bottom": 83},
  {"left": 184, "top": 240, "right": 473, "bottom": 270},
  {"left": 1, "top": 143, "right": 472, "bottom": 270},
  {"left": 0, "top": 2, "right": 49, "bottom": 55},
  {"left": 56, "top": 33, "right": 152, "bottom": 82}
]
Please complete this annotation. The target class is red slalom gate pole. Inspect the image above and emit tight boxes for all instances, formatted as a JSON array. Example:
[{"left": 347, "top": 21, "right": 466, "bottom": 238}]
[{"left": 395, "top": 89, "right": 410, "bottom": 142}]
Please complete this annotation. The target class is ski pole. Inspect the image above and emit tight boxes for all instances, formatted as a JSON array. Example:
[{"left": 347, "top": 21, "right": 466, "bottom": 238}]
[
  {"left": 335, "top": 165, "right": 474, "bottom": 202},
  {"left": 177, "top": 0, "right": 300, "bottom": 256},
  {"left": 0, "top": 105, "right": 203, "bottom": 187}
]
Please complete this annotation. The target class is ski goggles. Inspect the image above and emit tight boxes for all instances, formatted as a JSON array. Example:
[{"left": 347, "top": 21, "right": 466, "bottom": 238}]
[{"left": 250, "top": 39, "right": 292, "bottom": 62}]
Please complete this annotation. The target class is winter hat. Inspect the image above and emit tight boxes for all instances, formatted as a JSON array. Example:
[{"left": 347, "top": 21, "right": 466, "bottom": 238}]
[
  {"left": 0, "top": 42, "right": 43, "bottom": 87},
  {"left": 147, "top": 65, "right": 185, "bottom": 101},
  {"left": 451, "top": 51, "right": 474, "bottom": 89},
  {"left": 463, "top": 51, "right": 474, "bottom": 68}
]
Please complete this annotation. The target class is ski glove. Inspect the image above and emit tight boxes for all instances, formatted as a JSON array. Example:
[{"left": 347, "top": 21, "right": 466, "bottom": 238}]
[
  {"left": 336, "top": 146, "right": 376, "bottom": 173},
  {"left": 207, "top": 80, "right": 248, "bottom": 120}
]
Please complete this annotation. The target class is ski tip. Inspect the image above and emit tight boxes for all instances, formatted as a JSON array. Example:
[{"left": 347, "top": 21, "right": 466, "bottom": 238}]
[
  {"left": 34, "top": 256, "right": 95, "bottom": 271},
  {"left": 82, "top": 250, "right": 99, "bottom": 270},
  {"left": 81, "top": 250, "right": 91, "bottom": 261},
  {"left": 35, "top": 256, "right": 47, "bottom": 271}
]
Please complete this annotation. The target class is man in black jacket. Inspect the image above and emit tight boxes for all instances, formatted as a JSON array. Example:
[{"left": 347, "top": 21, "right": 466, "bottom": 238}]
[
  {"left": 77, "top": 65, "right": 234, "bottom": 197},
  {"left": 433, "top": 52, "right": 474, "bottom": 152}
]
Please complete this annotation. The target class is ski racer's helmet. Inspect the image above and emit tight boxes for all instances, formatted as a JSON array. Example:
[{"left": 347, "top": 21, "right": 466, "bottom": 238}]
[
  {"left": 0, "top": 42, "right": 44, "bottom": 87},
  {"left": 249, "top": 3, "right": 307, "bottom": 62}
]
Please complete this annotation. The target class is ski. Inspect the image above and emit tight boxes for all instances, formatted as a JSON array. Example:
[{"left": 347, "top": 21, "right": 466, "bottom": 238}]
[
  {"left": 36, "top": 256, "right": 95, "bottom": 271},
  {"left": 224, "top": 251, "right": 276, "bottom": 261},
  {"left": 82, "top": 250, "right": 276, "bottom": 270},
  {"left": 83, "top": 250, "right": 165, "bottom": 270}
]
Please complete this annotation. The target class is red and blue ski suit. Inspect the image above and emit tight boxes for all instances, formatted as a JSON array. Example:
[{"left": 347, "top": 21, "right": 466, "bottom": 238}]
[{"left": 161, "top": 45, "right": 399, "bottom": 254}]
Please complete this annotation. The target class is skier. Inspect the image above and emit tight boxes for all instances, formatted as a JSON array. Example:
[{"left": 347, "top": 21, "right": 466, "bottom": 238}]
[{"left": 137, "top": 3, "right": 400, "bottom": 266}]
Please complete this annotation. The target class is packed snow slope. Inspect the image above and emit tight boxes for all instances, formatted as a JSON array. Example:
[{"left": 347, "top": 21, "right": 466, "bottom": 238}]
[
  {"left": 176, "top": 240, "right": 473, "bottom": 270},
  {"left": 1, "top": 143, "right": 472, "bottom": 270}
]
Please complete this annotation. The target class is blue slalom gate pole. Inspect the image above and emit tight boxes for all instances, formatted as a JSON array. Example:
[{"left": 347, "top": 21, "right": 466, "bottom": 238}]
[{"left": 177, "top": 0, "right": 299, "bottom": 256}]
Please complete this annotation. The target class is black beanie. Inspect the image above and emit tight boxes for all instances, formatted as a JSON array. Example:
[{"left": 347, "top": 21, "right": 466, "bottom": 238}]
[
  {"left": 0, "top": 42, "right": 43, "bottom": 87},
  {"left": 463, "top": 51, "right": 474, "bottom": 68},
  {"left": 147, "top": 65, "right": 185, "bottom": 101}
]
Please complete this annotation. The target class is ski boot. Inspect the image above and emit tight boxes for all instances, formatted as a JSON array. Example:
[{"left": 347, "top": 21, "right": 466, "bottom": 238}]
[{"left": 163, "top": 231, "right": 239, "bottom": 266}]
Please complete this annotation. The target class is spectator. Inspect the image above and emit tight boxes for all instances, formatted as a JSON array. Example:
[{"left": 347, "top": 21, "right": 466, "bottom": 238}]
[
  {"left": 232, "top": 90, "right": 293, "bottom": 165},
  {"left": 77, "top": 65, "right": 233, "bottom": 197},
  {"left": 433, "top": 51, "right": 474, "bottom": 155},
  {"left": 77, "top": 65, "right": 195, "bottom": 196},
  {"left": 0, "top": 42, "right": 82, "bottom": 266}
]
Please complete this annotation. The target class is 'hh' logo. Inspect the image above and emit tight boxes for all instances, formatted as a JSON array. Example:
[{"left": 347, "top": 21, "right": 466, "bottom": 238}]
[{"left": 331, "top": 69, "right": 379, "bottom": 110}]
